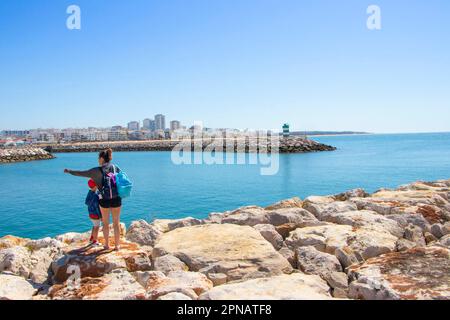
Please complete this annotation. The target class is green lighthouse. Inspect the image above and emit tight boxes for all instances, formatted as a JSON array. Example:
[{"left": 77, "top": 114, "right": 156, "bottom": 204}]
[{"left": 282, "top": 124, "right": 290, "bottom": 138}]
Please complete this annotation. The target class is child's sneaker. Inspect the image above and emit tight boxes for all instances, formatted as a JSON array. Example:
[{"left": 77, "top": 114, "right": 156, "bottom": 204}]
[{"left": 89, "top": 239, "right": 100, "bottom": 246}]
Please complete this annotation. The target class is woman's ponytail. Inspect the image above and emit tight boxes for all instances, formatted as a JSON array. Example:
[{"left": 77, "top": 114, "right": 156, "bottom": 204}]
[{"left": 99, "top": 148, "right": 113, "bottom": 163}]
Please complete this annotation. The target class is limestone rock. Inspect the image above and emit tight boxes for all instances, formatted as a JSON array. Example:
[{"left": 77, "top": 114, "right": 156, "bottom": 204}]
[
  {"left": 0, "top": 273, "right": 37, "bottom": 300},
  {"left": 0, "top": 236, "right": 30, "bottom": 249},
  {"left": 265, "top": 197, "right": 303, "bottom": 210},
  {"left": 126, "top": 220, "right": 162, "bottom": 246},
  {"left": 285, "top": 224, "right": 397, "bottom": 262},
  {"left": 26, "top": 237, "right": 65, "bottom": 251},
  {"left": 334, "top": 189, "right": 369, "bottom": 201},
  {"left": 0, "top": 243, "right": 61, "bottom": 284},
  {"left": 278, "top": 245, "right": 297, "bottom": 268},
  {"left": 430, "top": 223, "right": 445, "bottom": 239},
  {"left": 424, "top": 232, "right": 438, "bottom": 244},
  {"left": 295, "top": 246, "right": 347, "bottom": 291},
  {"left": 266, "top": 208, "right": 320, "bottom": 227},
  {"left": 0, "top": 246, "right": 33, "bottom": 279},
  {"left": 52, "top": 240, "right": 151, "bottom": 283},
  {"left": 386, "top": 213, "right": 430, "bottom": 231},
  {"left": 221, "top": 206, "right": 270, "bottom": 226},
  {"left": 55, "top": 232, "right": 90, "bottom": 244},
  {"left": 404, "top": 224, "right": 426, "bottom": 246},
  {"left": 157, "top": 292, "right": 193, "bottom": 300},
  {"left": 396, "top": 239, "right": 418, "bottom": 252},
  {"left": 146, "top": 271, "right": 213, "bottom": 300},
  {"left": 253, "top": 224, "right": 284, "bottom": 250},
  {"left": 167, "top": 217, "right": 204, "bottom": 231},
  {"left": 199, "top": 273, "right": 333, "bottom": 300},
  {"left": 151, "top": 219, "right": 179, "bottom": 233},
  {"left": 153, "top": 224, "right": 292, "bottom": 281},
  {"left": 207, "top": 273, "right": 228, "bottom": 286},
  {"left": 348, "top": 247, "right": 450, "bottom": 300},
  {"left": 335, "top": 247, "right": 360, "bottom": 269},
  {"left": 296, "top": 246, "right": 342, "bottom": 275},
  {"left": 153, "top": 254, "right": 189, "bottom": 274},
  {"left": 303, "top": 200, "right": 358, "bottom": 221},
  {"left": 439, "top": 235, "right": 450, "bottom": 248},
  {"left": 50, "top": 269, "right": 146, "bottom": 300},
  {"left": 204, "top": 212, "right": 223, "bottom": 224},
  {"left": 132, "top": 270, "right": 166, "bottom": 288},
  {"left": 317, "top": 210, "right": 404, "bottom": 238}
]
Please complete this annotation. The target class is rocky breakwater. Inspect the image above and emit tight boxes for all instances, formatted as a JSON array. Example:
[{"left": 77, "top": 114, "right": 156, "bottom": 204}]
[
  {"left": 43, "top": 136, "right": 336, "bottom": 154},
  {"left": 1, "top": 178, "right": 450, "bottom": 300},
  {"left": 0, "top": 147, "right": 55, "bottom": 164}
]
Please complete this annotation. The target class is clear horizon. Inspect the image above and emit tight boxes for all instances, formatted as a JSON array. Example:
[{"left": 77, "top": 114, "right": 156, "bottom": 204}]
[{"left": 1, "top": 0, "right": 449, "bottom": 133}]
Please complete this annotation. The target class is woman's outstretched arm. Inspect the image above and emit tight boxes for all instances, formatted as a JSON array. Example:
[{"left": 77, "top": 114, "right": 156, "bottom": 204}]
[{"left": 64, "top": 168, "right": 98, "bottom": 179}]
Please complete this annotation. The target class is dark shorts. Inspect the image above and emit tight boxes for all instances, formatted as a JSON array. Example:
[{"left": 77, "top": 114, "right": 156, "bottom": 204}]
[{"left": 99, "top": 197, "right": 122, "bottom": 209}]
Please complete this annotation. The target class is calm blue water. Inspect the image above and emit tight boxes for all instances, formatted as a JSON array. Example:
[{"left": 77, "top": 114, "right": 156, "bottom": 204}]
[{"left": 1, "top": 133, "right": 450, "bottom": 239}]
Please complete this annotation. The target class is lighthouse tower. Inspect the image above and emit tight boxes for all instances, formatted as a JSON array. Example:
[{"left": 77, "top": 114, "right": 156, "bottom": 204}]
[{"left": 282, "top": 124, "right": 290, "bottom": 138}]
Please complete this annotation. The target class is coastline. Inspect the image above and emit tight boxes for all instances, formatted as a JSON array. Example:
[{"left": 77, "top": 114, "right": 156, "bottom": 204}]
[{"left": 1, "top": 178, "right": 449, "bottom": 300}]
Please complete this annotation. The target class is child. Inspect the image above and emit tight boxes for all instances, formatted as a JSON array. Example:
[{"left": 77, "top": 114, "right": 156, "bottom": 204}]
[{"left": 85, "top": 179, "right": 102, "bottom": 245}]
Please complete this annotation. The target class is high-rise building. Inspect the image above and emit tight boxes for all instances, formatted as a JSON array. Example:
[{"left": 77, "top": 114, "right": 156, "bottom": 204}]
[
  {"left": 143, "top": 118, "right": 152, "bottom": 130},
  {"left": 155, "top": 114, "right": 166, "bottom": 131},
  {"left": 127, "top": 121, "right": 140, "bottom": 131},
  {"left": 170, "top": 120, "right": 181, "bottom": 131},
  {"left": 149, "top": 120, "right": 156, "bottom": 132}
]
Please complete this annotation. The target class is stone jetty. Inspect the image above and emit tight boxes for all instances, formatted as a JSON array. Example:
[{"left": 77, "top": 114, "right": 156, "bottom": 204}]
[
  {"left": 42, "top": 136, "right": 336, "bottom": 154},
  {"left": 1, "top": 178, "right": 449, "bottom": 300},
  {"left": 0, "top": 147, "right": 55, "bottom": 164}
]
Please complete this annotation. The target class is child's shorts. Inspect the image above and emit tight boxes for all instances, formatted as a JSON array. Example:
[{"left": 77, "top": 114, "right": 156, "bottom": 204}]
[{"left": 90, "top": 218, "right": 101, "bottom": 227}]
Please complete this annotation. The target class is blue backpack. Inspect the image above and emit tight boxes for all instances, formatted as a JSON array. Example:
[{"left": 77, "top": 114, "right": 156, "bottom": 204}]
[{"left": 116, "top": 170, "right": 133, "bottom": 198}]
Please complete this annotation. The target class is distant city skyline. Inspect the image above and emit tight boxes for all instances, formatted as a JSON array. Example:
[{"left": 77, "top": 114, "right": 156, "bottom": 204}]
[{"left": 1, "top": 1, "right": 449, "bottom": 133}]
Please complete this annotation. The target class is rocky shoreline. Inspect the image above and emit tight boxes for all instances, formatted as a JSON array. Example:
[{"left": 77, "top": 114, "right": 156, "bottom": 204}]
[
  {"left": 1, "top": 178, "right": 449, "bottom": 300},
  {"left": 0, "top": 147, "right": 55, "bottom": 164},
  {"left": 42, "top": 136, "right": 336, "bottom": 154}
]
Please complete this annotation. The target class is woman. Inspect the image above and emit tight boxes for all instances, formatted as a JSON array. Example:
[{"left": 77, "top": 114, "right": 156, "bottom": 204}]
[{"left": 64, "top": 148, "right": 122, "bottom": 251}]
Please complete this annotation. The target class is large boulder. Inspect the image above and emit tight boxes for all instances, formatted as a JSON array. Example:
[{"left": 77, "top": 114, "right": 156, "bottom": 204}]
[
  {"left": 0, "top": 246, "right": 33, "bottom": 279},
  {"left": 296, "top": 246, "right": 348, "bottom": 295},
  {"left": 126, "top": 220, "right": 162, "bottom": 246},
  {"left": 0, "top": 236, "right": 30, "bottom": 249},
  {"left": 348, "top": 247, "right": 450, "bottom": 300},
  {"left": 157, "top": 292, "right": 193, "bottom": 300},
  {"left": 285, "top": 224, "right": 398, "bottom": 263},
  {"left": 49, "top": 269, "right": 146, "bottom": 300},
  {"left": 317, "top": 210, "right": 404, "bottom": 238},
  {"left": 199, "top": 273, "right": 333, "bottom": 300},
  {"left": 52, "top": 240, "right": 152, "bottom": 283},
  {"left": 0, "top": 273, "right": 37, "bottom": 300},
  {"left": 146, "top": 271, "right": 213, "bottom": 300},
  {"left": 0, "top": 242, "right": 62, "bottom": 284},
  {"left": 334, "top": 189, "right": 369, "bottom": 201},
  {"left": 153, "top": 254, "right": 189, "bottom": 274},
  {"left": 220, "top": 206, "right": 270, "bottom": 226},
  {"left": 253, "top": 224, "right": 284, "bottom": 250},
  {"left": 266, "top": 208, "right": 320, "bottom": 227},
  {"left": 151, "top": 219, "right": 180, "bottom": 233},
  {"left": 153, "top": 224, "right": 293, "bottom": 282},
  {"left": 167, "top": 217, "right": 204, "bottom": 231},
  {"left": 303, "top": 199, "right": 358, "bottom": 221},
  {"left": 265, "top": 197, "right": 303, "bottom": 210}
]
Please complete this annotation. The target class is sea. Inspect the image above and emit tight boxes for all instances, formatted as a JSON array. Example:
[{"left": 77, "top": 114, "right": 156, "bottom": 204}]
[{"left": 1, "top": 132, "right": 449, "bottom": 239}]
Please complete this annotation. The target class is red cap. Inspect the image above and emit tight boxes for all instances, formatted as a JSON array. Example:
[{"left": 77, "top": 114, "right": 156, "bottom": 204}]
[{"left": 88, "top": 179, "right": 97, "bottom": 189}]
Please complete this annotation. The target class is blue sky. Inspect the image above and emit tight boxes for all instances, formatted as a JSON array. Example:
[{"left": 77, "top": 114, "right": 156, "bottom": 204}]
[{"left": 0, "top": 0, "right": 449, "bottom": 133}]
